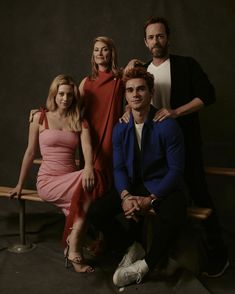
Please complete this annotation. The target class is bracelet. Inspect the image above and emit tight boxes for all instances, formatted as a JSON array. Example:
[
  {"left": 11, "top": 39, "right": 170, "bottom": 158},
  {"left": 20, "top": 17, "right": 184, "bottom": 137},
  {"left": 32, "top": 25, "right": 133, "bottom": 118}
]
[
  {"left": 121, "top": 193, "right": 131, "bottom": 202},
  {"left": 121, "top": 191, "right": 129, "bottom": 199}
]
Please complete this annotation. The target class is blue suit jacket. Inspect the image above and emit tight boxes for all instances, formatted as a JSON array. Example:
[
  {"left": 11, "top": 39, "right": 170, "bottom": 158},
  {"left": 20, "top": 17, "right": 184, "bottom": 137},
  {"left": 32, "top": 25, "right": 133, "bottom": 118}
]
[{"left": 112, "top": 106, "right": 185, "bottom": 199}]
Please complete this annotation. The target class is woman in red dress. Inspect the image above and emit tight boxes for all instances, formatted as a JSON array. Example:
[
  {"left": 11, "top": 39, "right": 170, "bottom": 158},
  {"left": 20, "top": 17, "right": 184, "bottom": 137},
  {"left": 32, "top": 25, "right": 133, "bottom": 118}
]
[
  {"left": 79, "top": 36, "right": 124, "bottom": 254},
  {"left": 79, "top": 36, "right": 124, "bottom": 188}
]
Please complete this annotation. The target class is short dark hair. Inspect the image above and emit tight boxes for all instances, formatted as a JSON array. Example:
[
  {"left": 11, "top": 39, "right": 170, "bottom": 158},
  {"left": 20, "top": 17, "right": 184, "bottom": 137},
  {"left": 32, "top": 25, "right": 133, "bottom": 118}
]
[
  {"left": 144, "top": 17, "right": 170, "bottom": 38},
  {"left": 122, "top": 67, "right": 154, "bottom": 92}
]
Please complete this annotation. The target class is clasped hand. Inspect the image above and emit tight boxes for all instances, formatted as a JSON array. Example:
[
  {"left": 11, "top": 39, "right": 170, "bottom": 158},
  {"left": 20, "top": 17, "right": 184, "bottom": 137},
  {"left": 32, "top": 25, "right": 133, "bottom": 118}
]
[{"left": 122, "top": 195, "right": 155, "bottom": 221}]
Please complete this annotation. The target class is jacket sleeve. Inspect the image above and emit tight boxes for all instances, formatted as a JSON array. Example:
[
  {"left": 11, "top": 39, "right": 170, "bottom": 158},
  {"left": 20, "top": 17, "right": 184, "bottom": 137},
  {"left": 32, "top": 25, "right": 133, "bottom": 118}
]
[
  {"left": 190, "top": 57, "right": 216, "bottom": 106},
  {"left": 150, "top": 119, "right": 185, "bottom": 197},
  {"left": 112, "top": 124, "right": 131, "bottom": 195}
]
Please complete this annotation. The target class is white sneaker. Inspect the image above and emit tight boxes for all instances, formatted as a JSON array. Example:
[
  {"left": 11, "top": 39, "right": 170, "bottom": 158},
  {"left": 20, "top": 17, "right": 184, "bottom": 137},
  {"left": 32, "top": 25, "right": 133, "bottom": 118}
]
[
  {"left": 118, "top": 242, "right": 145, "bottom": 268},
  {"left": 113, "top": 259, "right": 149, "bottom": 287}
]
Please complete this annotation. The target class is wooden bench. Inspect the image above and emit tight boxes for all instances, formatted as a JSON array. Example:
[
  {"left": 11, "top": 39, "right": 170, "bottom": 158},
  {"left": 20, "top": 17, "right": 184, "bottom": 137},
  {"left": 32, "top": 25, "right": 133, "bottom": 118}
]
[
  {"left": 0, "top": 188, "right": 212, "bottom": 253},
  {"left": 1, "top": 165, "right": 234, "bottom": 253},
  {"left": 205, "top": 166, "right": 235, "bottom": 177}
]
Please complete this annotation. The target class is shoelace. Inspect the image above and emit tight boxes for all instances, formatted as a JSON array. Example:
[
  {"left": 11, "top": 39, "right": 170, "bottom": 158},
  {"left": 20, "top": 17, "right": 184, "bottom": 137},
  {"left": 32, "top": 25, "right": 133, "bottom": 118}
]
[{"left": 136, "top": 272, "right": 142, "bottom": 284}]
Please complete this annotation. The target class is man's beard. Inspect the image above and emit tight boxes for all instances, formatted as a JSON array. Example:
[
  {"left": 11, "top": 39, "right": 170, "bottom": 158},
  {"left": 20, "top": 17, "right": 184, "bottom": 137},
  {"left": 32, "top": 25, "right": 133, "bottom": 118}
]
[{"left": 151, "top": 45, "right": 168, "bottom": 58}]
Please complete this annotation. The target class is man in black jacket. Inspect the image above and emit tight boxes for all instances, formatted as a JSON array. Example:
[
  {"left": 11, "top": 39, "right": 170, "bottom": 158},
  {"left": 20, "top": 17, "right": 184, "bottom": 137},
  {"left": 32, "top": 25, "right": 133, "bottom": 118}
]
[{"left": 125, "top": 16, "right": 228, "bottom": 277}]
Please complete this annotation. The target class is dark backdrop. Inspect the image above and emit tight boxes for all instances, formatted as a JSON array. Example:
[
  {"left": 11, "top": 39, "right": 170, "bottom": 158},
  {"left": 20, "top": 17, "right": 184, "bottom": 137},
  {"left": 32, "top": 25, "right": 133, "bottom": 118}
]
[{"left": 0, "top": 0, "right": 234, "bottom": 186}]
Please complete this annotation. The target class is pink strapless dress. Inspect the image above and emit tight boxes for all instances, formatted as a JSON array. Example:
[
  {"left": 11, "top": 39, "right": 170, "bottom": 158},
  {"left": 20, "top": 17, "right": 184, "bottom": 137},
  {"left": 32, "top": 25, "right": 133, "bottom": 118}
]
[{"left": 37, "top": 129, "right": 83, "bottom": 216}]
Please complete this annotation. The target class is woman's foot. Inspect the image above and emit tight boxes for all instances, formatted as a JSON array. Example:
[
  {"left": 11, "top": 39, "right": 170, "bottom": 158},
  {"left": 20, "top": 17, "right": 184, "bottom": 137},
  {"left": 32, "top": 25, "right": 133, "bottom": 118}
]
[
  {"left": 67, "top": 251, "right": 94, "bottom": 273},
  {"left": 64, "top": 246, "right": 94, "bottom": 273}
]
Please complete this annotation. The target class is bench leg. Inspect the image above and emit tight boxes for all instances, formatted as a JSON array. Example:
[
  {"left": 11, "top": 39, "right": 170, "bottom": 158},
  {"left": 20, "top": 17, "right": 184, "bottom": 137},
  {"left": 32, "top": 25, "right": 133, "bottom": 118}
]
[{"left": 8, "top": 199, "right": 36, "bottom": 253}]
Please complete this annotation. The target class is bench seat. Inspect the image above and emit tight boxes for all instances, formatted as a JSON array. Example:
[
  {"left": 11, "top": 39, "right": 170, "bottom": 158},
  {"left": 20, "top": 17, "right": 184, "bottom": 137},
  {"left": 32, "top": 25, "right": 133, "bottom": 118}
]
[{"left": 0, "top": 186, "right": 42, "bottom": 202}]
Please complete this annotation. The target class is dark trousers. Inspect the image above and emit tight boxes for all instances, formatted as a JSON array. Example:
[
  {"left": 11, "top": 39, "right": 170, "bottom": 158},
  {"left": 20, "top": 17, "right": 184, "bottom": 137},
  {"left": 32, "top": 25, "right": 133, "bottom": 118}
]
[
  {"left": 124, "top": 190, "right": 187, "bottom": 271},
  {"left": 88, "top": 187, "right": 187, "bottom": 271},
  {"left": 87, "top": 187, "right": 132, "bottom": 251}
]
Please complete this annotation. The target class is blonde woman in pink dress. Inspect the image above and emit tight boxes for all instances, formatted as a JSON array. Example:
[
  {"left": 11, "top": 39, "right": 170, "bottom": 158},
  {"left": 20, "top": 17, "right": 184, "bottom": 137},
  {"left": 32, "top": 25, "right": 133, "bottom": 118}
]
[{"left": 10, "top": 74, "right": 104, "bottom": 273}]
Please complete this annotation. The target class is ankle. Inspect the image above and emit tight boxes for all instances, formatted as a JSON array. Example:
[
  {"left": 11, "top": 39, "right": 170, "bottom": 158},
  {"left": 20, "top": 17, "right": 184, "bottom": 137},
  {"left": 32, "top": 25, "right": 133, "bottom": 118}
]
[{"left": 68, "top": 251, "right": 83, "bottom": 259}]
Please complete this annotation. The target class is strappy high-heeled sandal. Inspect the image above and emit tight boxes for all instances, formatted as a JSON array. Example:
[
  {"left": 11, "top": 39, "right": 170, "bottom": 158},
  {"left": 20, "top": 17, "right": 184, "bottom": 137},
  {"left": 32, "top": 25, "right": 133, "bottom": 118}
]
[{"left": 64, "top": 236, "right": 94, "bottom": 273}]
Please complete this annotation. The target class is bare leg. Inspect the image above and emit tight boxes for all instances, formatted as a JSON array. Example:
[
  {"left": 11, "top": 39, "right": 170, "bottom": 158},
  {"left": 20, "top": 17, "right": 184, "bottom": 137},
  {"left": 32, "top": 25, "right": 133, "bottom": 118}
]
[{"left": 65, "top": 200, "right": 94, "bottom": 273}]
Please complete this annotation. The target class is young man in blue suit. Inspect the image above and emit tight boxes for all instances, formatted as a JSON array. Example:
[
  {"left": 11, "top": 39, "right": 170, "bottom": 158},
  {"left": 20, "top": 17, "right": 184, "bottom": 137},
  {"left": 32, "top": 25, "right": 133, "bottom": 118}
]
[{"left": 112, "top": 67, "right": 187, "bottom": 287}]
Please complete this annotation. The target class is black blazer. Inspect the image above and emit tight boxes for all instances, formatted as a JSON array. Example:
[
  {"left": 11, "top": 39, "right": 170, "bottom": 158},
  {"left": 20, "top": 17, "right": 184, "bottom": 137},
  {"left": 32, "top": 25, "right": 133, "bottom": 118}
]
[{"left": 144, "top": 54, "right": 216, "bottom": 146}]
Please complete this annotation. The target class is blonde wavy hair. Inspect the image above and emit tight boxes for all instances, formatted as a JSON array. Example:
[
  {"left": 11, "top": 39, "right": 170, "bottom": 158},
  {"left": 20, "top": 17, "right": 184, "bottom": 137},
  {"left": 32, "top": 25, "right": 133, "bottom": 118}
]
[
  {"left": 91, "top": 36, "right": 120, "bottom": 80},
  {"left": 46, "top": 74, "right": 81, "bottom": 132}
]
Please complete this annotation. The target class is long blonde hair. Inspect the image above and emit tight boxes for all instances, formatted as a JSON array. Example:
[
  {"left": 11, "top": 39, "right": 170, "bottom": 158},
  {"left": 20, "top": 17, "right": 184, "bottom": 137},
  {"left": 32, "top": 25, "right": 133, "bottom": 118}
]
[
  {"left": 46, "top": 74, "right": 81, "bottom": 132},
  {"left": 91, "top": 36, "right": 120, "bottom": 80}
]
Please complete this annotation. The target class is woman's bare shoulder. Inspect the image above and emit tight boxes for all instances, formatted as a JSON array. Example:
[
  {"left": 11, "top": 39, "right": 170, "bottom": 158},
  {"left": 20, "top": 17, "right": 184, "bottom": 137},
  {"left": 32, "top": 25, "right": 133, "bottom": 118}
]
[
  {"left": 29, "top": 109, "right": 40, "bottom": 122},
  {"left": 29, "top": 108, "right": 49, "bottom": 123},
  {"left": 79, "top": 77, "right": 88, "bottom": 95}
]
